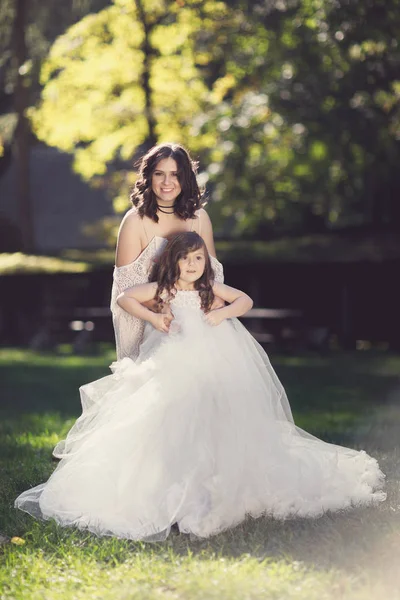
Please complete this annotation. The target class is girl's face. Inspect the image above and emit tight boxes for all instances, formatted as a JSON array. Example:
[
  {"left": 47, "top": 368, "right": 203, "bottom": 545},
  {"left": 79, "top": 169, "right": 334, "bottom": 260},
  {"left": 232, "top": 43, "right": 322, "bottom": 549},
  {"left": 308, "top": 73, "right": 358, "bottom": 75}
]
[
  {"left": 151, "top": 157, "right": 182, "bottom": 204},
  {"left": 177, "top": 247, "right": 206, "bottom": 286}
]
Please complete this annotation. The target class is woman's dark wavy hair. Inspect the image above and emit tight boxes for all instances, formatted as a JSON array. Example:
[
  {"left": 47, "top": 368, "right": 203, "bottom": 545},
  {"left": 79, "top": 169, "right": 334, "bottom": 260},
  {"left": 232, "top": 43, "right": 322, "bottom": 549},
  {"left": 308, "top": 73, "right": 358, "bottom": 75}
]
[
  {"left": 130, "top": 143, "right": 205, "bottom": 222},
  {"left": 150, "top": 232, "right": 215, "bottom": 313}
]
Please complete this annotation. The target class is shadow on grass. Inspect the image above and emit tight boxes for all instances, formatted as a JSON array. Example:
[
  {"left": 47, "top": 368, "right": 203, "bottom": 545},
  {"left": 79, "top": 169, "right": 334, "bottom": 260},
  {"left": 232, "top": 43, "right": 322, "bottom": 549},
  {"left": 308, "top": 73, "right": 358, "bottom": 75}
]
[
  {"left": 0, "top": 362, "right": 110, "bottom": 418},
  {"left": 1, "top": 349, "right": 399, "bottom": 435},
  {"left": 2, "top": 349, "right": 400, "bottom": 591},
  {"left": 273, "top": 353, "right": 400, "bottom": 447}
]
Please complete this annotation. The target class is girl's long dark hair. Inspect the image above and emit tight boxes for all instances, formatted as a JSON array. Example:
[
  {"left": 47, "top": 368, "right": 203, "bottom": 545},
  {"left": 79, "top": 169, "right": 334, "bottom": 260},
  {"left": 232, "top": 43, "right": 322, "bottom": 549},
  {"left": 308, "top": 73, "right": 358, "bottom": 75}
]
[
  {"left": 150, "top": 232, "right": 215, "bottom": 313},
  {"left": 130, "top": 143, "right": 204, "bottom": 222}
]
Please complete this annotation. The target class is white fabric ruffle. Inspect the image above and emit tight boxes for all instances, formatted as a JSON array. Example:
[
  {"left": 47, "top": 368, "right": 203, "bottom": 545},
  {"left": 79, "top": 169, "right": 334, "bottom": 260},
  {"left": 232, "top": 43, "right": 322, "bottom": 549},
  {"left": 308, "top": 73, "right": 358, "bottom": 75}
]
[{"left": 16, "top": 292, "right": 385, "bottom": 541}]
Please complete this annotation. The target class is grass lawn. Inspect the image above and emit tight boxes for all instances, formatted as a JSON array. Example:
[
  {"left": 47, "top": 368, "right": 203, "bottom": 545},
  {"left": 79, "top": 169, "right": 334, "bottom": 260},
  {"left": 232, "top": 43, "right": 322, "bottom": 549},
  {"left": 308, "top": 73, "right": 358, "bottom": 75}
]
[{"left": 1, "top": 347, "right": 400, "bottom": 600}]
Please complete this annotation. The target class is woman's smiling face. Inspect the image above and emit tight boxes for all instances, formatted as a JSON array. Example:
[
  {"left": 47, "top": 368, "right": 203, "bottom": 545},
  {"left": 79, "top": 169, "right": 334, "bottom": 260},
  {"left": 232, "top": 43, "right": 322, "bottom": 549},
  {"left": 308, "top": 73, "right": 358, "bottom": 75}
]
[{"left": 151, "top": 157, "right": 182, "bottom": 204}]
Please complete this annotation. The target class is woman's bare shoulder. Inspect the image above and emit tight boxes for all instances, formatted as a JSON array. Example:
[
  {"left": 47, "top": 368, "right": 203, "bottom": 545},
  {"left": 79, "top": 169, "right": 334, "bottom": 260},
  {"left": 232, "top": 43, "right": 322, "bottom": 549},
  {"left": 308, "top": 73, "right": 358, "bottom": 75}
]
[
  {"left": 195, "top": 207, "right": 208, "bottom": 218},
  {"left": 195, "top": 208, "right": 212, "bottom": 227},
  {"left": 116, "top": 208, "right": 143, "bottom": 266},
  {"left": 119, "top": 207, "right": 141, "bottom": 230}
]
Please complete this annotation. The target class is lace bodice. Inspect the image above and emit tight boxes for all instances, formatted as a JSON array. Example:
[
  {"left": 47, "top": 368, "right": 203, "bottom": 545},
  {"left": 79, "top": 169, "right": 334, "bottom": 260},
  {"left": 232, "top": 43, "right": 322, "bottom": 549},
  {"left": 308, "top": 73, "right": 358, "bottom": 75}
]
[
  {"left": 169, "top": 290, "right": 202, "bottom": 310},
  {"left": 111, "top": 236, "right": 224, "bottom": 360}
]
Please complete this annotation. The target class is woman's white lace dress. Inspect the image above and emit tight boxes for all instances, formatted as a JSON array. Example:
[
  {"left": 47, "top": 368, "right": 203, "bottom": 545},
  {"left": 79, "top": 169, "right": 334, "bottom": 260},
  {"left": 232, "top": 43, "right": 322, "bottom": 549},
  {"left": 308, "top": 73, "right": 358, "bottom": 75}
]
[
  {"left": 15, "top": 290, "right": 386, "bottom": 541},
  {"left": 111, "top": 236, "right": 224, "bottom": 360}
]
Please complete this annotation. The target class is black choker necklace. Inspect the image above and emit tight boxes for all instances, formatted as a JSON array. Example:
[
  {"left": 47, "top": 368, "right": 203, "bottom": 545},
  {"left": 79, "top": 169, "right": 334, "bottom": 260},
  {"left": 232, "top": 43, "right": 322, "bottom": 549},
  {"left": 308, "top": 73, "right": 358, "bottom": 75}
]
[{"left": 157, "top": 204, "right": 176, "bottom": 214}]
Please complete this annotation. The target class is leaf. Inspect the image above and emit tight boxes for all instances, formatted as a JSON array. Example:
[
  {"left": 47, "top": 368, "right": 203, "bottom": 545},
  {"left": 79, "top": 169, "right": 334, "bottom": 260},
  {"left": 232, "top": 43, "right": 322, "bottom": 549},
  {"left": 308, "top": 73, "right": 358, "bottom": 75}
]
[{"left": 10, "top": 536, "right": 26, "bottom": 546}]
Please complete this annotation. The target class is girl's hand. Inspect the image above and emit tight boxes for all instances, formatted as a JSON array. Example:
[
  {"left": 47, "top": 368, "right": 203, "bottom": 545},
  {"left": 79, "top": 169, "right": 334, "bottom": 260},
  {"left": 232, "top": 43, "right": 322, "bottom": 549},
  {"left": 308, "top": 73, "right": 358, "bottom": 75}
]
[
  {"left": 160, "top": 303, "right": 174, "bottom": 319},
  {"left": 150, "top": 312, "right": 173, "bottom": 333},
  {"left": 211, "top": 295, "right": 225, "bottom": 311},
  {"left": 204, "top": 309, "right": 226, "bottom": 327}
]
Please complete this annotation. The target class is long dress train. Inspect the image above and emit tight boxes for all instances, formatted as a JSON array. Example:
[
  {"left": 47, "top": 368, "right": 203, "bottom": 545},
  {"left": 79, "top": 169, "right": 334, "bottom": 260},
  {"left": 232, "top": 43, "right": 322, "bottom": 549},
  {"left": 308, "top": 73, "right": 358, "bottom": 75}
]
[{"left": 15, "top": 291, "right": 386, "bottom": 541}]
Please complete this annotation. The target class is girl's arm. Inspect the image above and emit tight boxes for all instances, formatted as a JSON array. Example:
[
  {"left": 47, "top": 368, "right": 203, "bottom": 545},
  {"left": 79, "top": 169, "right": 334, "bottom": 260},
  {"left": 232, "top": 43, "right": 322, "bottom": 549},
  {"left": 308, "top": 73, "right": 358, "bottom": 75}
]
[
  {"left": 117, "top": 283, "right": 172, "bottom": 333},
  {"left": 205, "top": 282, "right": 253, "bottom": 326}
]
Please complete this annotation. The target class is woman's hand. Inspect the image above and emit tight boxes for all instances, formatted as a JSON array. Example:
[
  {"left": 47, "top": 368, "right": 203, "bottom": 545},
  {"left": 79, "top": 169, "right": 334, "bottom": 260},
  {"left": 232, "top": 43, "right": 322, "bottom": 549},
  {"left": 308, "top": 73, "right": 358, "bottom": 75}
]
[
  {"left": 149, "top": 312, "right": 174, "bottom": 333},
  {"left": 204, "top": 309, "right": 226, "bottom": 327},
  {"left": 210, "top": 295, "right": 225, "bottom": 311}
]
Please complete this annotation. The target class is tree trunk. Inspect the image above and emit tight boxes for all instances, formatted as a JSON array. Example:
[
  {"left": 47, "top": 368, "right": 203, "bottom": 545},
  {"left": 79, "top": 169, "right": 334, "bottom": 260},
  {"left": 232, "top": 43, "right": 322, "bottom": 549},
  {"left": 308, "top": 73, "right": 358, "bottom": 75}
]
[
  {"left": 13, "top": 0, "right": 34, "bottom": 252},
  {"left": 136, "top": 0, "right": 157, "bottom": 148}
]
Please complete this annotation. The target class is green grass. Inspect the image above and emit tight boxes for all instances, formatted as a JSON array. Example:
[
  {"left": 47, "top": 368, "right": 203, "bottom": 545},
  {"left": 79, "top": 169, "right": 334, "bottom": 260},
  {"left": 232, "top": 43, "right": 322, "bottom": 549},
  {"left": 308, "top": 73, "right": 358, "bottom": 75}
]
[{"left": 1, "top": 348, "right": 400, "bottom": 600}]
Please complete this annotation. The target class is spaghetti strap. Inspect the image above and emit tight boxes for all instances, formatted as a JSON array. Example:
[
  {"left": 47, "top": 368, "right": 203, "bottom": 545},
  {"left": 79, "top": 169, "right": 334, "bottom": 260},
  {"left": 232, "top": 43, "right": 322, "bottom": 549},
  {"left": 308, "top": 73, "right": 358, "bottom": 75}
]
[
  {"left": 141, "top": 217, "right": 150, "bottom": 245},
  {"left": 190, "top": 211, "right": 200, "bottom": 234}
]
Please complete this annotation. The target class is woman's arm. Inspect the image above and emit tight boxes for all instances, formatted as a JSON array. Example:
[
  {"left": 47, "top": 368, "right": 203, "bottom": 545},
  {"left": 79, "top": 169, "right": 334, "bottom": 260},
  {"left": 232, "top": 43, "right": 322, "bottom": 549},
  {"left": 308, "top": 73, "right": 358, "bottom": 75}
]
[
  {"left": 205, "top": 282, "right": 253, "bottom": 326},
  {"left": 115, "top": 210, "right": 143, "bottom": 267},
  {"left": 117, "top": 283, "right": 172, "bottom": 333}
]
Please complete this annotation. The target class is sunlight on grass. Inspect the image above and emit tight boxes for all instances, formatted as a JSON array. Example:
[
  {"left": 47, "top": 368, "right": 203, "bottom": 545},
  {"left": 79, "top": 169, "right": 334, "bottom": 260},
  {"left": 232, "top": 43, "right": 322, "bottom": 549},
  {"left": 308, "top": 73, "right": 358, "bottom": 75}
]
[
  {"left": 0, "top": 347, "right": 116, "bottom": 368},
  {"left": 1, "top": 348, "right": 400, "bottom": 599},
  {"left": 2, "top": 532, "right": 399, "bottom": 600},
  {"left": 0, "top": 253, "right": 89, "bottom": 274},
  {"left": 12, "top": 432, "right": 61, "bottom": 450}
]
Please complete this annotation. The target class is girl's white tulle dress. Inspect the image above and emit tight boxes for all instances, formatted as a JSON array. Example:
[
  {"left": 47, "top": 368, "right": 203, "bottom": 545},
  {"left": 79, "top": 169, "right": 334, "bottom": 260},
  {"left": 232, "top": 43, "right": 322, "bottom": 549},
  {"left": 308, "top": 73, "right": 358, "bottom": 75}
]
[{"left": 15, "top": 291, "right": 386, "bottom": 540}]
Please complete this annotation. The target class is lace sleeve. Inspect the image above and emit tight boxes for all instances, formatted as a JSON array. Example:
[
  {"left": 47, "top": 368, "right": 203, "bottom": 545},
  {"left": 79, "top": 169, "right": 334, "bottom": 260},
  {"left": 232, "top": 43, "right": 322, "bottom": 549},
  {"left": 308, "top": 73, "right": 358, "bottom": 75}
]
[
  {"left": 110, "top": 237, "right": 168, "bottom": 360},
  {"left": 110, "top": 262, "right": 148, "bottom": 361},
  {"left": 210, "top": 256, "right": 224, "bottom": 283}
]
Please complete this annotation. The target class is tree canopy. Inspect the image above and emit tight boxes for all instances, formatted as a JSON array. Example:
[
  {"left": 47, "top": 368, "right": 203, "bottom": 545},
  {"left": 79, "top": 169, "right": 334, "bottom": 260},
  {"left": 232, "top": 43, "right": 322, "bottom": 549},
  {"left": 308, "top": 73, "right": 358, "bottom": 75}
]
[{"left": 9, "top": 0, "right": 400, "bottom": 237}]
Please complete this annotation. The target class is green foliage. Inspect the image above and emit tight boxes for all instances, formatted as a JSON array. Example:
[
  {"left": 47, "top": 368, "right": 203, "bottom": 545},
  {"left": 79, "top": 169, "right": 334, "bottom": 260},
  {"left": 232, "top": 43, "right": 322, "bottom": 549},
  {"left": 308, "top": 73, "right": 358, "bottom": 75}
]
[
  {"left": 22, "top": 0, "right": 400, "bottom": 237},
  {"left": 202, "top": 0, "right": 400, "bottom": 234},
  {"left": 0, "top": 1, "right": 112, "bottom": 110},
  {"left": 30, "top": 0, "right": 222, "bottom": 184}
]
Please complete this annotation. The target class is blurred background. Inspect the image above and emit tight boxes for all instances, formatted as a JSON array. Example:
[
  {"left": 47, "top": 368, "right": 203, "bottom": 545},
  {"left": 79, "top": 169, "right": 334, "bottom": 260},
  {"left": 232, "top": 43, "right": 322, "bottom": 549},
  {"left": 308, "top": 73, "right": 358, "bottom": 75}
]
[
  {"left": 0, "top": 0, "right": 399, "bottom": 354},
  {"left": 1, "top": 6, "right": 400, "bottom": 595}
]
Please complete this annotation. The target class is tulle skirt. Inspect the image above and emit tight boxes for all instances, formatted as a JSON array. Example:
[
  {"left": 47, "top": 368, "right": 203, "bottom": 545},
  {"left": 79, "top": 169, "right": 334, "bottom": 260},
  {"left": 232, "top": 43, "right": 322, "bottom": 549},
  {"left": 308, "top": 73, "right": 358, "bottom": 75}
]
[{"left": 15, "top": 309, "right": 386, "bottom": 540}]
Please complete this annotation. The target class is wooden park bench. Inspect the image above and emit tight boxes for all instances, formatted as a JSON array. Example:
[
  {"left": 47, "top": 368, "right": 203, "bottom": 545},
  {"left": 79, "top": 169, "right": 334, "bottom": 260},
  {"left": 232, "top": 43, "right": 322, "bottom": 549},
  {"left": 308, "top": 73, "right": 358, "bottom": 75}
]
[
  {"left": 239, "top": 307, "right": 304, "bottom": 349},
  {"left": 30, "top": 305, "right": 306, "bottom": 353},
  {"left": 29, "top": 306, "right": 112, "bottom": 352}
]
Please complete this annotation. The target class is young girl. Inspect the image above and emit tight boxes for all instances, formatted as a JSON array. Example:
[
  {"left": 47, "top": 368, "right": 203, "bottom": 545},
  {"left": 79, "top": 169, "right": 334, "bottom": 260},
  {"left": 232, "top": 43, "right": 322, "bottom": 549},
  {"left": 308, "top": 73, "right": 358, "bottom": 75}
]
[
  {"left": 15, "top": 233, "right": 386, "bottom": 541},
  {"left": 111, "top": 142, "right": 224, "bottom": 362}
]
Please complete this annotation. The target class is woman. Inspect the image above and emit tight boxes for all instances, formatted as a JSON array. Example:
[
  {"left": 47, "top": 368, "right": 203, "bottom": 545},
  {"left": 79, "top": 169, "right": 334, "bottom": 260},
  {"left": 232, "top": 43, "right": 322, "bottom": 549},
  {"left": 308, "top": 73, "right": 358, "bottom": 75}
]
[{"left": 111, "top": 142, "right": 224, "bottom": 360}]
